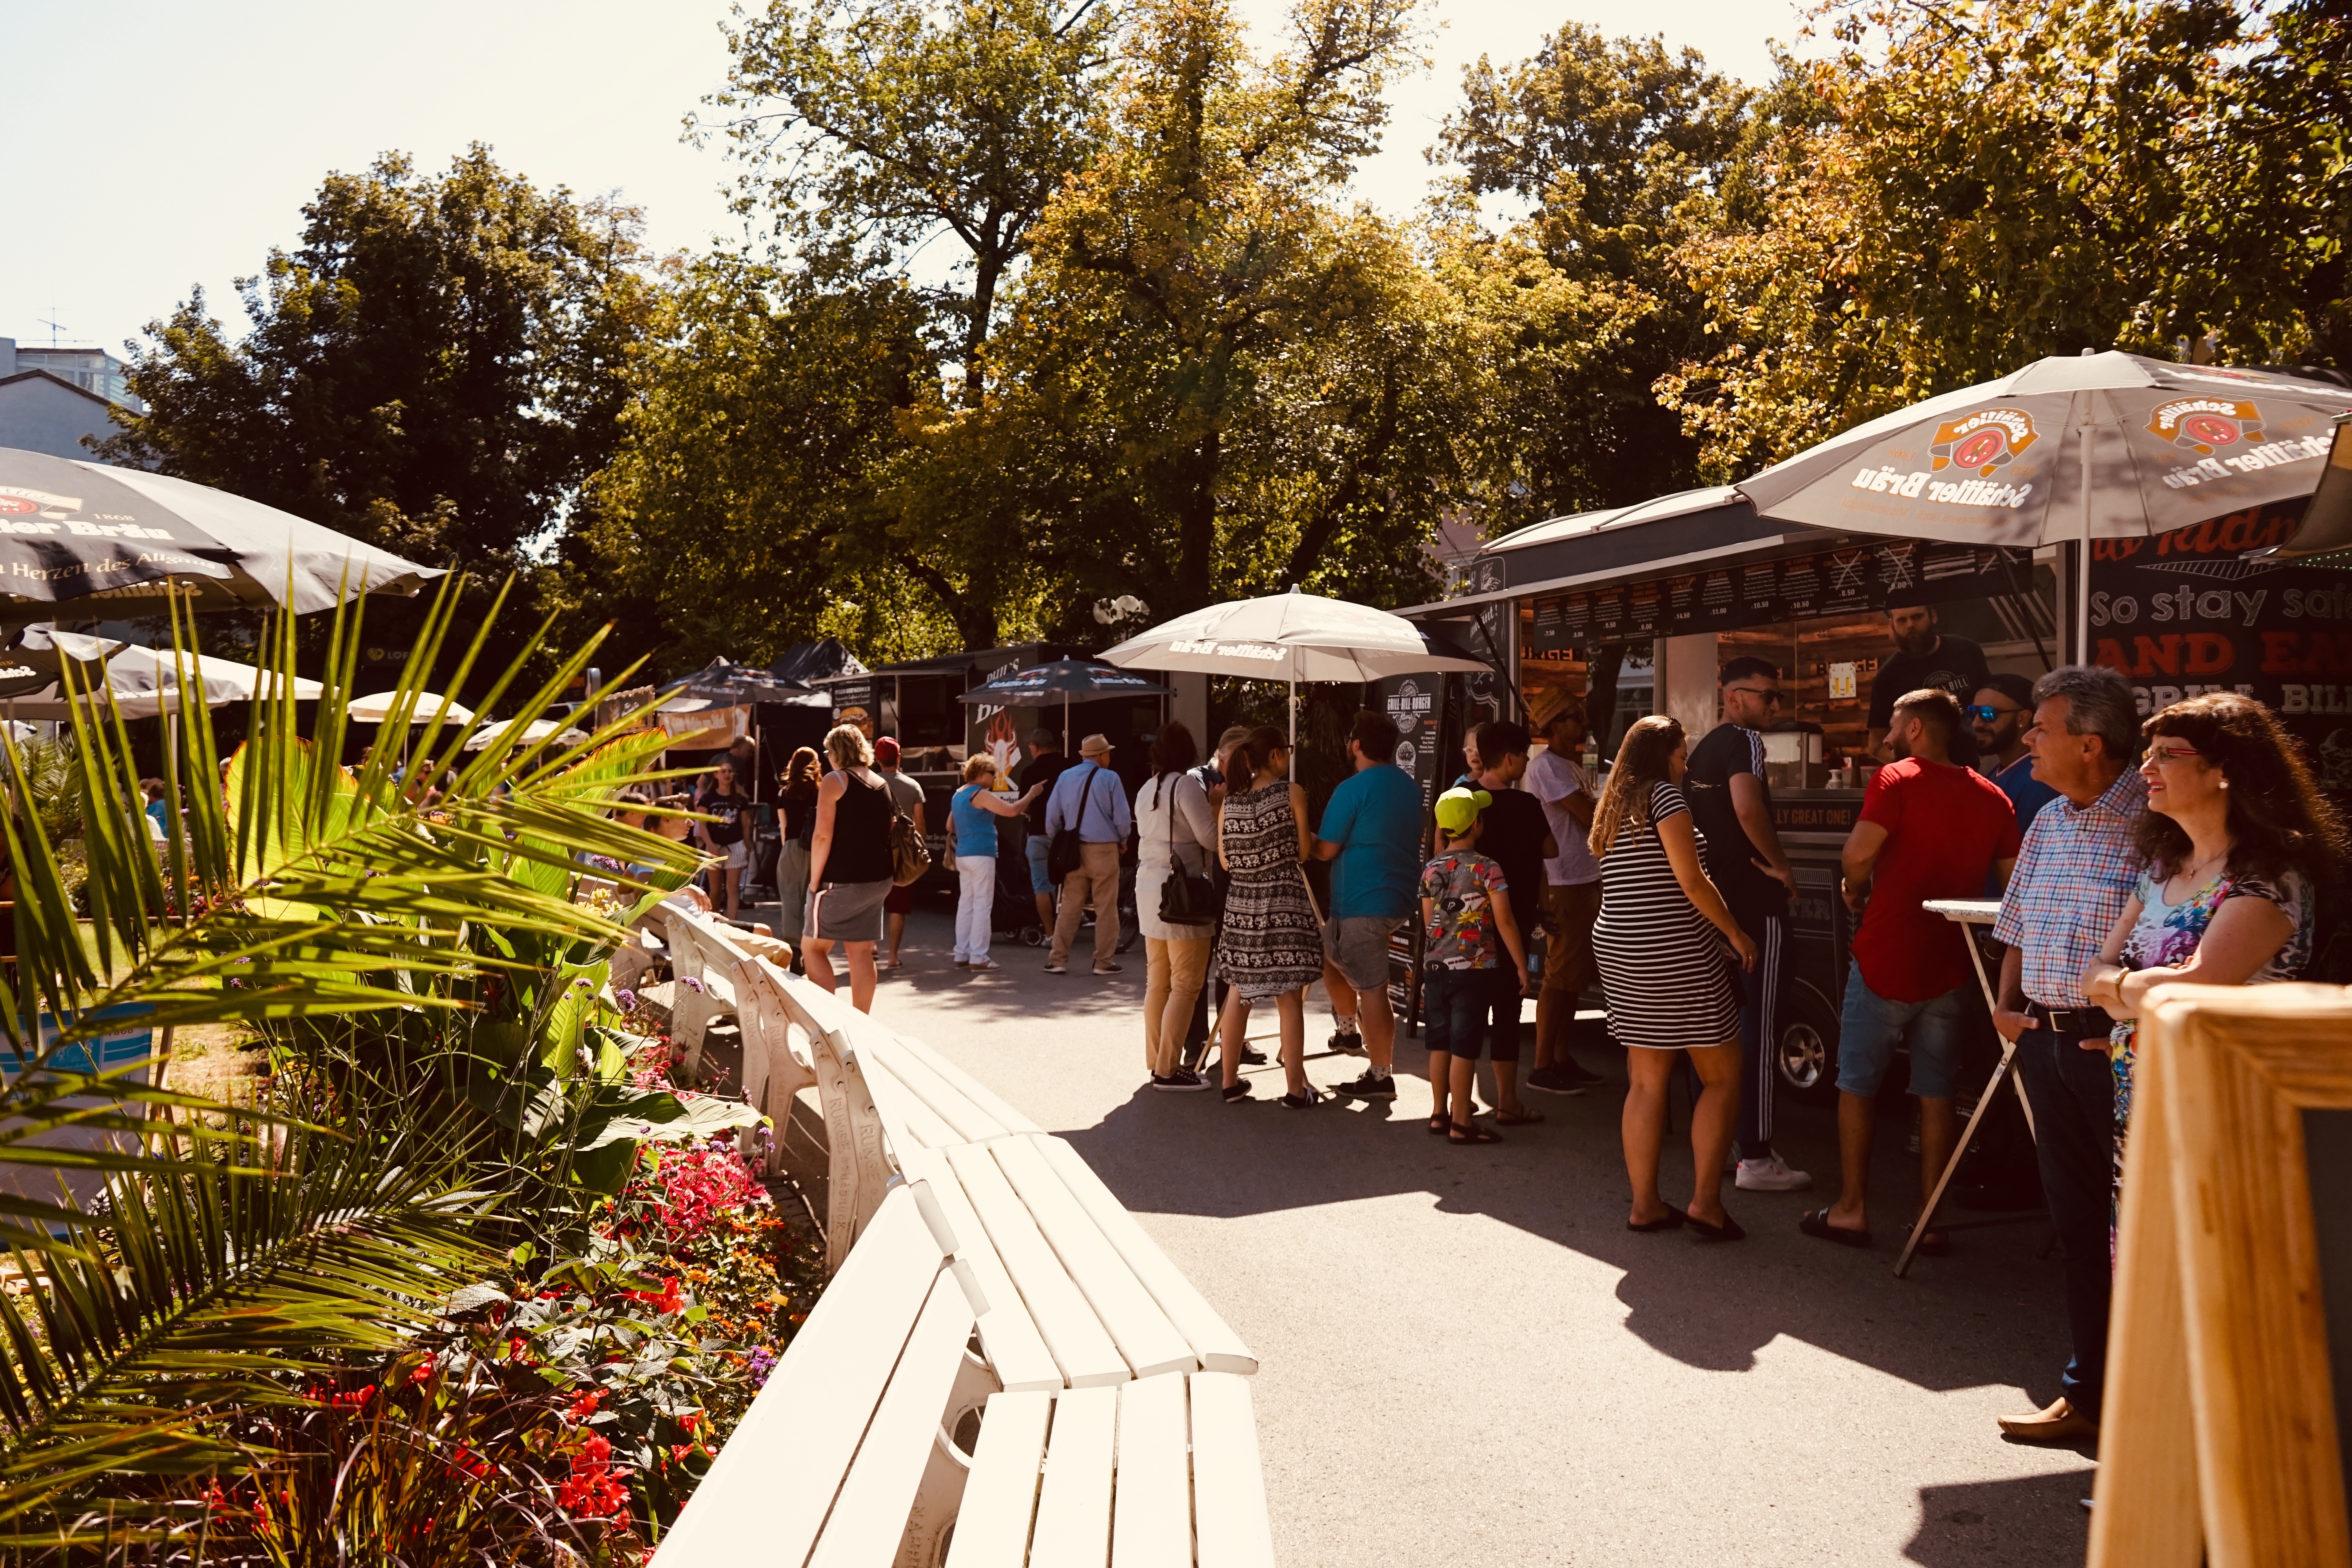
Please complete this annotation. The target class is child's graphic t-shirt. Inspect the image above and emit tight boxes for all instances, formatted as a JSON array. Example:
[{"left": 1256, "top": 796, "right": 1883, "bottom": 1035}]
[{"left": 1419, "top": 851, "right": 1509, "bottom": 970}]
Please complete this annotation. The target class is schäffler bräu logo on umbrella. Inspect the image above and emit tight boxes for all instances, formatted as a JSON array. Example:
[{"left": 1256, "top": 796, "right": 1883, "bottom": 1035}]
[
  {"left": 2147, "top": 397, "right": 2261, "bottom": 454},
  {"left": 2148, "top": 396, "right": 2333, "bottom": 490},
  {"left": 1930, "top": 408, "right": 2040, "bottom": 475}
]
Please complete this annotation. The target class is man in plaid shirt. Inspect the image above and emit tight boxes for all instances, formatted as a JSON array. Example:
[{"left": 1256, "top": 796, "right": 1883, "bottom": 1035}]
[{"left": 1989, "top": 667, "right": 2147, "bottom": 1445}]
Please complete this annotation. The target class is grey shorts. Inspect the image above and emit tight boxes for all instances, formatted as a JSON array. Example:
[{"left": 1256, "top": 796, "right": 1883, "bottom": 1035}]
[
  {"left": 1322, "top": 916, "right": 1401, "bottom": 991},
  {"left": 811, "top": 879, "right": 891, "bottom": 942}
]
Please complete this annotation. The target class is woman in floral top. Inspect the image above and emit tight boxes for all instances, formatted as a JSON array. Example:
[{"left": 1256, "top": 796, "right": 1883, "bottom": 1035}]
[{"left": 2082, "top": 693, "right": 2344, "bottom": 1250}]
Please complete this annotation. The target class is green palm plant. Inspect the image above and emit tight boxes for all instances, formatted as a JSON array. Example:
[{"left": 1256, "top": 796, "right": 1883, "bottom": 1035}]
[{"left": 0, "top": 575, "right": 710, "bottom": 1538}]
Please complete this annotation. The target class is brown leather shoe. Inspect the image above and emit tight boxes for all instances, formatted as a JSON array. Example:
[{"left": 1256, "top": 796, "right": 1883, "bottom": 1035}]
[{"left": 1998, "top": 1396, "right": 2099, "bottom": 1443}]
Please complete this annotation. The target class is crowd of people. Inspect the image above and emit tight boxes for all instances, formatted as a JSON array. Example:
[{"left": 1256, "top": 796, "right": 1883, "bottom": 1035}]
[{"left": 659, "top": 653, "right": 2343, "bottom": 1454}]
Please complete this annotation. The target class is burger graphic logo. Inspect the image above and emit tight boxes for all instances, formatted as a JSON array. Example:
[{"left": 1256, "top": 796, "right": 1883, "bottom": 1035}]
[
  {"left": 2147, "top": 397, "right": 2261, "bottom": 456},
  {"left": 1929, "top": 408, "right": 2039, "bottom": 476}
]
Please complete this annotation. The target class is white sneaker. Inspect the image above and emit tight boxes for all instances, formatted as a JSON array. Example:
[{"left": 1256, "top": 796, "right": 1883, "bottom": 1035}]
[{"left": 1735, "top": 1154, "right": 1813, "bottom": 1192}]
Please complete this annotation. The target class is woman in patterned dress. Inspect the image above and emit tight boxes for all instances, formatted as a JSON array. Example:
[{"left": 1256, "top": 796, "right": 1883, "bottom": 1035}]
[
  {"left": 1213, "top": 726, "right": 1325, "bottom": 1108},
  {"left": 2082, "top": 693, "right": 2342, "bottom": 1253}
]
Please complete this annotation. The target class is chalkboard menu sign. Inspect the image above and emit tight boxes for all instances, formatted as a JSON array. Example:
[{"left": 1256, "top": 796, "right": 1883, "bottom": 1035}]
[
  {"left": 1739, "top": 560, "right": 1782, "bottom": 620},
  {"left": 1562, "top": 593, "right": 1592, "bottom": 644},
  {"left": 1626, "top": 581, "right": 1665, "bottom": 637},
  {"left": 1374, "top": 673, "right": 1444, "bottom": 810},
  {"left": 1821, "top": 548, "right": 1875, "bottom": 617},
  {"left": 1530, "top": 596, "right": 1570, "bottom": 655},
  {"left": 1591, "top": 586, "right": 1629, "bottom": 641}
]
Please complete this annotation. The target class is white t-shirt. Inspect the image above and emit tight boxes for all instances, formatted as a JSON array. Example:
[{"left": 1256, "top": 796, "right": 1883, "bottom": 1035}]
[{"left": 1526, "top": 746, "right": 1598, "bottom": 886}]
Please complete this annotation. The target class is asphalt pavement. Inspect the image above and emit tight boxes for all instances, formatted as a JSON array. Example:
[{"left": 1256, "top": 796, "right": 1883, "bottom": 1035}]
[{"left": 804, "top": 898, "right": 2094, "bottom": 1567}]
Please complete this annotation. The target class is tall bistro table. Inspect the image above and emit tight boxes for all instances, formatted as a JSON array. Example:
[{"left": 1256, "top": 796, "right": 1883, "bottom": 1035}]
[{"left": 1897, "top": 899, "right": 2045, "bottom": 1278}]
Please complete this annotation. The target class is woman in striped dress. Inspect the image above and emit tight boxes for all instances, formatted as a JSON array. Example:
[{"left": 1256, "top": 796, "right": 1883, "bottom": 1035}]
[
  {"left": 1212, "top": 726, "right": 1325, "bottom": 1108},
  {"left": 1590, "top": 716, "right": 1758, "bottom": 1240}
]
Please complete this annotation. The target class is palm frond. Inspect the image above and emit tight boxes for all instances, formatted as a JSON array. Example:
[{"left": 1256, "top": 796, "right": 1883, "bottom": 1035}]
[{"left": 0, "top": 1121, "right": 496, "bottom": 1521}]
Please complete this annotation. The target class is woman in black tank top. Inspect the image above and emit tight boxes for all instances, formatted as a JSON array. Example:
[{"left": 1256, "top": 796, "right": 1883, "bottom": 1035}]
[{"left": 806, "top": 725, "right": 899, "bottom": 1010}]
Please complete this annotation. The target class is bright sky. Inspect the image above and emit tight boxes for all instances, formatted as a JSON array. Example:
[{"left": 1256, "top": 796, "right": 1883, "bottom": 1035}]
[{"left": 0, "top": 0, "right": 1806, "bottom": 360}]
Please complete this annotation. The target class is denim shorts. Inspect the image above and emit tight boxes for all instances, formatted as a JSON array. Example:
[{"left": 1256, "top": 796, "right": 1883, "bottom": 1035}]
[
  {"left": 1836, "top": 959, "right": 1965, "bottom": 1099},
  {"left": 1025, "top": 834, "right": 1053, "bottom": 894},
  {"left": 1424, "top": 967, "right": 1511, "bottom": 1060}
]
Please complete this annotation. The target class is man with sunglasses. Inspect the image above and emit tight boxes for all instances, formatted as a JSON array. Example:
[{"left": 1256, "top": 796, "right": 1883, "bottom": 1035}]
[
  {"left": 1685, "top": 657, "right": 1809, "bottom": 1192},
  {"left": 1970, "top": 673, "right": 2060, "bottom": 830}
]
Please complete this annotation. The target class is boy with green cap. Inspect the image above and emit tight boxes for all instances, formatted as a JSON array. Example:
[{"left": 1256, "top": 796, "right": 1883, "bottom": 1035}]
[{"left": 1420, "top": 785, "right": 1530, "bottom": 1144}]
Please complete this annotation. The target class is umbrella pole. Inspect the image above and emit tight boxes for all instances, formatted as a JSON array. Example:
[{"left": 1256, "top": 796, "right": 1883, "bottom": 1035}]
[
  {"left": 1063, "top": 693, "right": 1070, "bottom": 756},
  {"left": 2076, "top": 426, "right": 2094, "bottom": 666}
]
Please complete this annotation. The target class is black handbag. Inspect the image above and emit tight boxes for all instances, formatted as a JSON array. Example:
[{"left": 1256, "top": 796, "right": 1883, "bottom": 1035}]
[
  {"left": 1152, "top": 775, "right": 1221, "bottom": 925},
  {"left": 1046, "top": 766, "right": 1098, "bottom": 886}
]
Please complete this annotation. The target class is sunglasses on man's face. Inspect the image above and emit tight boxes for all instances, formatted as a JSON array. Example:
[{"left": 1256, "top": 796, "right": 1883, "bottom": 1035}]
[
  {"left": 1966, "top": 704, "right": 2025, "bottom": 723},
  {"left": 1726, "top": 686, "right": 1784, "bottom": 705}
]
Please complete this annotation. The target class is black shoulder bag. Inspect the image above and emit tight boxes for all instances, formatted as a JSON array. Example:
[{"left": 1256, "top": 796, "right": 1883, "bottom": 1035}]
[
  {"left": 1046, "top": 765, "right": 1097, "bottom": 886},
  {"left": 1154, "top": 775, "right": 1222, "bottom": 925}
]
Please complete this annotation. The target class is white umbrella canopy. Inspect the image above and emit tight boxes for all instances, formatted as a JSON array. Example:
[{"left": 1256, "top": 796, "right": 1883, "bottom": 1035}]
[
  {"left": 348, "top": 691, "right": 475, "bottom": 726},
  {"left": 1731, "top": 352, "right": 2352, "bottom": 659},
  {"left": 0, "top": 448, "right": 446, "bottom": 621},
  {"left": 0, "top": 627, "right": 324, "bottom": 719},
  {"left": 462, "top": 716, "right": 588, "bottom": 753},
  {"left": 1100, "top": 588, "right": 1488, "bottom": 745}
]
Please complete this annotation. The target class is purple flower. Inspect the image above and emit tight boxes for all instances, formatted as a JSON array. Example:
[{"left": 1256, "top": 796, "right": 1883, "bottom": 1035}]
[
  {"left": 679, "top": 976, "right": 704, "bottom": 994},
  {"left": 746, "top": 1347, "right": 776, "bottom": 1387},
  {"left": 614, "top": 988, "right": 639, "bottom": 1011}
]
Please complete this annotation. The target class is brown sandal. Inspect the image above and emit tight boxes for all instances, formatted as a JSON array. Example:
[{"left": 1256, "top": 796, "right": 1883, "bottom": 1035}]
[
  {"left": 1495, "top": 1108, "right": 1545, "bottom": 1126},
  {"left": 1428, "top": 1114, "right": 1450, "bottom": 1136}
]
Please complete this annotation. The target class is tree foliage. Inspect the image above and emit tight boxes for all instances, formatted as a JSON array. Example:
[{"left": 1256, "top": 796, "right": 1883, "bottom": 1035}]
[
  {"left": 101, "top": 147, "right": 653, "bottom": 572},
  {"left": 1658, "top": 0, "right": 2352, "bottom": 482}
]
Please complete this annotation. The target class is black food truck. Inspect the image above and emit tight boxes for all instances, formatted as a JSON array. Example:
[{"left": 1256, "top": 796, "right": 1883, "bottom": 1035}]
[{"left": 1395, "top": 480, "right": 2349, "bottom": 1103}]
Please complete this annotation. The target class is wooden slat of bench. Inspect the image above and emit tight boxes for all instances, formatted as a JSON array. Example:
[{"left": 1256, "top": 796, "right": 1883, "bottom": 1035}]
[
  {"left": 886, "top": 1030, "right": 1047, "bottom": 1136},
  {"left": 860, "top": 1031, "right": 1012, "bottom": 1145},
  {"left": 1029, "top": 1135, "right": 1259, "bottom": 1376},
  {"left": 942, "top": 1391, "right": 1051, "bottom": 1568},
  {"left": 898, "top": 1146, "right": 1064, "bottom": 1394},
  {"left": 943, "top": 1142, "right": 1131, "bottom": 1390},
  {"left": 856, "top": 1049, "right": 963, "bottom": 1156},
  {"left": 650, "top": 1187, "right": 943, "bottom": 1565},
  {"left": 1028, "top": 1386, "right": 1116, "bottom": 1567},
  {"left": 806, "top": 1263, "right": 980, "bottom": 1568},
  {"left": 990, "top": 1138, "right": 1197, "bottom": 1382},
  {"left": 1111, "top": 1374, "right": 1192, "bottom": 1568},
  {"left": 1188, "top": 1374, "right": 1276, "bottom": 1568}
]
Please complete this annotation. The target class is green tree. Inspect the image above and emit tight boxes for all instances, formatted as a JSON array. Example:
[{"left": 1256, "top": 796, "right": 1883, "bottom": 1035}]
[
  {"left": 988, "top": 0, "right": 1484, "bottom": 621},
  {"left": 1657, "top": 0, "right": 2351, "bottom": 481},
  {"left": 1433, "top": 24, "right": 1751, "bottom": 518},
  {"left": 559, "top": 255, "right": 962, "bottom": 666},
  {"left": 101, "top": 147, "right": 653, "bottom": 572}
]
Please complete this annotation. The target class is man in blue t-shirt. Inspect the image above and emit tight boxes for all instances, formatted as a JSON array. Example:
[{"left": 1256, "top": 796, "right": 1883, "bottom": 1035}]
[{"left": 1311, "top": 708, "right": 1424, "bottom": 1100}]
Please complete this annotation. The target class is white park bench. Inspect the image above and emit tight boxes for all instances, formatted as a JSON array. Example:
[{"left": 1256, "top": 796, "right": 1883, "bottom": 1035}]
[
  {"left": 948, "top": 1372, "right": 1276, "bottom": 1568},
  {"left": 651, "top": 1179, "right": 1276, "bottom": 1568}
]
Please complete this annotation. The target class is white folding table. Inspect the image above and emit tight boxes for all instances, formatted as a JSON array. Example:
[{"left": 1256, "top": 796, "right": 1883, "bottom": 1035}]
[{"left": 1896, "top": 898, "right": 2045, "bottom": 1278}]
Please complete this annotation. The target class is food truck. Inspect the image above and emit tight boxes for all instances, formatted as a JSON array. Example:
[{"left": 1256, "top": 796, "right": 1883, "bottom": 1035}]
[
  {"left": 1396, "top": 479, "right": 2350, "bottom": 1100},
  {"left": 820, "top": 644, "right": 1171, "bottom": 871},
  {"left": 1394, "top": 487, "right": 2053, "bottom": 1100}
]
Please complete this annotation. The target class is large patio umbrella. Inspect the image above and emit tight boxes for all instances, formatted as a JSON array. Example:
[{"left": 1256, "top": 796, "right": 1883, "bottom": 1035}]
[
  {"left": 1100, "top": 589, "right": 1488, "bottom": 746},
  {"left": 2, "top": 627, "right": 324, "bottom": 719},
  {"left": 348, "top": 691, "right": 475, "bottom": 726},
  {"left": 1730, "top": 352, "right": 2352, "bottom": 659},
  {"left": 0, "top": 448, "right": 445, "bottom": 620},
  {"left": 662, "top": 658, "right": 812, "bottom": 705},
  {"left": 955, "top": 658, "right": 1174, "bottom": 753}
]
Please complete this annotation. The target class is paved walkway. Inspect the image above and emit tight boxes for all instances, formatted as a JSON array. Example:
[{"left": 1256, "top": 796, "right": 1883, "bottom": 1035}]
[{"left": 834, "top": 903, "right": 2091, "bottom": 1566}]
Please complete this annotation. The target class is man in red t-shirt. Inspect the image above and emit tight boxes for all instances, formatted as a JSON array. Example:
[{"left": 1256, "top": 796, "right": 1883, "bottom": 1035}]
[{"left": 1799, "top": 689, "right": 2021, "bottom": 1252}]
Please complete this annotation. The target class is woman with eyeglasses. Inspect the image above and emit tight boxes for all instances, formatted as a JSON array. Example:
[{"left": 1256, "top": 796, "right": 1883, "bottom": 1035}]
[{"left": 2081, "top": 692, "right": 2345, "bottom": 1245}]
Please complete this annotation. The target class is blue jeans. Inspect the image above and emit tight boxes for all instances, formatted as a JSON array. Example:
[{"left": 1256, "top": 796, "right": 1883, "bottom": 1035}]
[
  {"left": 2016, "top": 1025, "right": 2117, "bottom": 1423},
  {"left": 1836, "top": 960, "right": 1965, "bottom": 1099},
  {"left": 1424, "top": 968, "right": 1506, "bottom": 1060}
]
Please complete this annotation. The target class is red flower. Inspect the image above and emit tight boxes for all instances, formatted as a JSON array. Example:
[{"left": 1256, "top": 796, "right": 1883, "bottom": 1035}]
[{"left": 566, "top": 1388, "right": 603, "bottom": 1421}]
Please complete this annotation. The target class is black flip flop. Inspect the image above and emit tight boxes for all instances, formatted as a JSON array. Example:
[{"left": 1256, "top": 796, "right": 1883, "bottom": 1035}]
[
  {"left": 1447, "top": 1124, "right": 1503, "bottom": 1145},
  {"left": 1626, "top": 1207, "right": 1684, "bottom": 1234},
  {"left": 1679, "top": 1206, "right": 1746, "bottom": 1243},
  {"left": 1798, "top": 1208, "right": 1873, "bottom": 1248}
]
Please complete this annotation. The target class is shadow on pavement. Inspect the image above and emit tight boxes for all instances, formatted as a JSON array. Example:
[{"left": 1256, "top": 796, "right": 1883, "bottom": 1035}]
[
  {"left": 1904, "top": 1470, "right": 2093, "bottom": 1565},
  {"left": 817, "top": 901, "right": 2073, "bottom": 1400}
]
